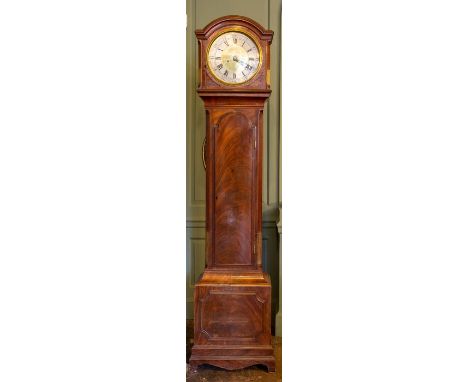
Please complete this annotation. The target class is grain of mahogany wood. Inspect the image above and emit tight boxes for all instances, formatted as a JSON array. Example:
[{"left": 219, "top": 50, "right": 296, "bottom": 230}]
[{"left": 189, "top": 15, "right": 275, "bottom": 372}]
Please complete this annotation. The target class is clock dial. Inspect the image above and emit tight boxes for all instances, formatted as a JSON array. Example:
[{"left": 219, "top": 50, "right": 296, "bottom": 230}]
[{"left": 207, "top": 31, "right": 262, "bottom": 85}]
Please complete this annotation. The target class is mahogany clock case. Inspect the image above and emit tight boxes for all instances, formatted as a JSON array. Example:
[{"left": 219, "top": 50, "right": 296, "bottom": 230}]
[{"left": 189, "top": 16, "right": 276, "bottom": 372}]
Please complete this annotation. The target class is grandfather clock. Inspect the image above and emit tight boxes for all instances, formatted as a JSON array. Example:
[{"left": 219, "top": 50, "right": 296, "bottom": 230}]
[{"left": 189, "top": 16, "right": 275, "bottom": 372}]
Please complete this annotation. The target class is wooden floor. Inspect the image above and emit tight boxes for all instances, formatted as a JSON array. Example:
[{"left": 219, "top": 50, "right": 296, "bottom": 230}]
[{"left": 186, "top": 320, "right": 282, "bottom": 382}]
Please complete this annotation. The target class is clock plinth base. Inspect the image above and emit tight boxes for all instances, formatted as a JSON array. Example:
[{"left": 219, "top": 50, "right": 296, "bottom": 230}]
[
  {"left": 189, "top": 353, "right": 276, "bottom": 372},
  {"left": 189, "top": 271, "right": 275, "bottom": 372}
]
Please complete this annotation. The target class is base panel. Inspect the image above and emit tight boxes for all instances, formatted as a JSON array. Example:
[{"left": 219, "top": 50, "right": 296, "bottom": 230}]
[{"left": 190, "top": 271, "right": 275, "bottom": 372}]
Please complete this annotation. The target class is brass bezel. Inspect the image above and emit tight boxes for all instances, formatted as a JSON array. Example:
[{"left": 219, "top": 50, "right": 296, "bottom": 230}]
[{"left": 206, "top": 27, "right": 263, "bottom": 86}]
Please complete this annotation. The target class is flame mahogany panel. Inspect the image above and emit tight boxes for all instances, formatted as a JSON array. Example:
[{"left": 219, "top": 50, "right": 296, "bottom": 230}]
[
  {"left": 213, "top": 110, "right": 256, "bottom": 266},
  {"left": 205, "top": 104, "right": 265, "bottom": 270},
  {"left": 195, "top": 285, "right": 271, "bottom": 345}
]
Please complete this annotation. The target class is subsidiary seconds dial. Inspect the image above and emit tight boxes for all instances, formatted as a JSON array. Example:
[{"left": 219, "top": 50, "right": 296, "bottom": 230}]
[{"left": 207, "top": 31, "right": 262, "bottom": 85}]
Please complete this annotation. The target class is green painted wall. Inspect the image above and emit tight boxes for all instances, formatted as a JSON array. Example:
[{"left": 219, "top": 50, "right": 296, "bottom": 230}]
[{"left": 186, "top": 0, "right": 281, "bottom": 326}]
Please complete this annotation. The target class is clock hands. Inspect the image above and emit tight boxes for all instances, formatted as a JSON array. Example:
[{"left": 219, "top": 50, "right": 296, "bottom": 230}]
[{"left": 232, "top": 56, "right": 247, "bottom": 68}]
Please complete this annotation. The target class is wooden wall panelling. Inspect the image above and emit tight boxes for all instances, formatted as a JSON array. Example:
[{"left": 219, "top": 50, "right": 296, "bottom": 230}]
[
  {"left": 276, "top": 209, "right": 282, "bottom": 336},
  {"left": 262, "top": 224, "right": 279, "bottom": 318},
  {"left": 264, "top": 0, "right": 281, "bottom": 223},
  {"left": 186, "top": 226, "right": 206, "bottom": 315},
  {"left": 187, "top": 0, "right": 205, "bottom": 222},
  {"left": 195, "top": 0, "right": 269, "bottom": 28}
]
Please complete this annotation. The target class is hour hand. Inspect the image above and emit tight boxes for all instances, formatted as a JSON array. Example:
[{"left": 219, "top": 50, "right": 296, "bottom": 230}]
[{"left": 232, "top": 56, "right": 246, "bottom": 67}]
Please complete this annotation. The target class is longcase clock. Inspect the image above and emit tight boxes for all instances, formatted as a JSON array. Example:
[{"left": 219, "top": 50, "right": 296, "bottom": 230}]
[{"left": 189, "top": 15, "right": 275, "bottom": 372}]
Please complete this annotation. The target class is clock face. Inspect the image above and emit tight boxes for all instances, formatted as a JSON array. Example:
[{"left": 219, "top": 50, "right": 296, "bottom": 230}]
[{"left": 207, "top": 31, "right": 262, "bottom": 85}]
